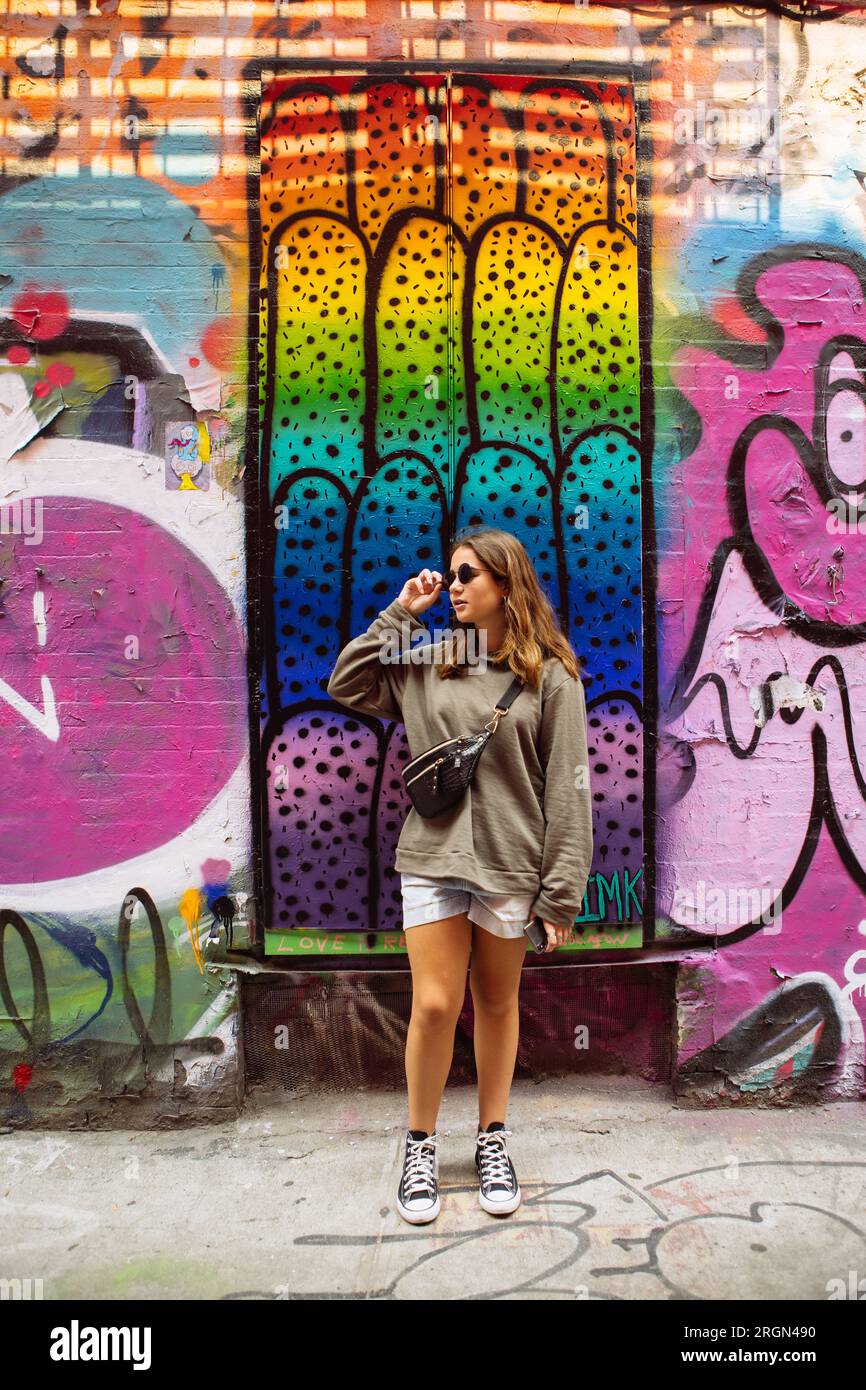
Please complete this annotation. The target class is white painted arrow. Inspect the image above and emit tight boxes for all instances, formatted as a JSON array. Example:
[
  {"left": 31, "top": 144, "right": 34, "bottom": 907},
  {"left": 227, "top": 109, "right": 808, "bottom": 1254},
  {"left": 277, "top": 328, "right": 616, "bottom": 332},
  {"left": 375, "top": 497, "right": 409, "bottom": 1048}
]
[{"left": 0, "top": 673, "right": 60, "bottom": 742}]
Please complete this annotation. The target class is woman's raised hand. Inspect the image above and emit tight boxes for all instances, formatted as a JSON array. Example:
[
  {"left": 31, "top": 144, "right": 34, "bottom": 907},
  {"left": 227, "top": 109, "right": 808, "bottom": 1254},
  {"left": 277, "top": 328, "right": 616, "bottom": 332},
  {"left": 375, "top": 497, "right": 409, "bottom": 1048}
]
[{"left": 397, "top": 569, "right": 444, "bottom": 617}]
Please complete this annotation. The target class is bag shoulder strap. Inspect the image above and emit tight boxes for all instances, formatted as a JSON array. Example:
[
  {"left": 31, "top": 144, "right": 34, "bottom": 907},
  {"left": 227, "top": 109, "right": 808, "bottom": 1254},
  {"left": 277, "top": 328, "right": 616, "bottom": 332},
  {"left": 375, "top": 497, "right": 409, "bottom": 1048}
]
[
  {"left": 493, "top": 675, "right": 524, "bottom": 713},
  {"left": 483, "top": 675, "right": 524, "bottom": 733}
]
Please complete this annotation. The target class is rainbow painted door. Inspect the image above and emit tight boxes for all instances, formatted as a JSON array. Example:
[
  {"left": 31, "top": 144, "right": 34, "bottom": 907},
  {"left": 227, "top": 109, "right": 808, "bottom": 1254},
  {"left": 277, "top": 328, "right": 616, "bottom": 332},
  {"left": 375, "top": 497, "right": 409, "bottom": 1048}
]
[{"left": 260, "top": 72, "right": 644, "bottom": 954}]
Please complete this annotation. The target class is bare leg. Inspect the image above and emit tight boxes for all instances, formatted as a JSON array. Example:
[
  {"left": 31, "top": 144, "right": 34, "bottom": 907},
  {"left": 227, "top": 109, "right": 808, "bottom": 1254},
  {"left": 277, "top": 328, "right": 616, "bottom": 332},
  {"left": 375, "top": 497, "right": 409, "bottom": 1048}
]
[
  {"left": 404, "top": 912, "right": 473, "bottom": 1133},
  {"left": 469, "top": 923, "right": 527, "bottom": 1130}
]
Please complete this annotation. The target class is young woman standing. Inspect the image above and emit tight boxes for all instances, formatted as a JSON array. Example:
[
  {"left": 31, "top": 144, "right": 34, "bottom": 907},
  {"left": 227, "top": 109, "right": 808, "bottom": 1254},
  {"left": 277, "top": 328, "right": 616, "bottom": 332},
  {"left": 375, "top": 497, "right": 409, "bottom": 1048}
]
[{"left": 326, "top": 527, "right": 593, "bottom": 1224}]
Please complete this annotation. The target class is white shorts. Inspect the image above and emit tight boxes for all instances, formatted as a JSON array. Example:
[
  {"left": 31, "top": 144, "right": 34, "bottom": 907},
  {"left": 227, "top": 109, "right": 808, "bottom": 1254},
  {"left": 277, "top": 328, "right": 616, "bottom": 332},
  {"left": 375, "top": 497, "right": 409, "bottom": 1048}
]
[{"left": 400, "top": 872, "right": 535, "bottom": 940}]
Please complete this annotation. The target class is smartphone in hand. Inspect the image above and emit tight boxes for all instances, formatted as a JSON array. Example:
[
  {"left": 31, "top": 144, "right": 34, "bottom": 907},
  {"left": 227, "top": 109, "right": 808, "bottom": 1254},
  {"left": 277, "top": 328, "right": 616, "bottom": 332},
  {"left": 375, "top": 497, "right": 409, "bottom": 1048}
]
[{"left": 523, "top": 916, "right": 548, "bottom": 953}]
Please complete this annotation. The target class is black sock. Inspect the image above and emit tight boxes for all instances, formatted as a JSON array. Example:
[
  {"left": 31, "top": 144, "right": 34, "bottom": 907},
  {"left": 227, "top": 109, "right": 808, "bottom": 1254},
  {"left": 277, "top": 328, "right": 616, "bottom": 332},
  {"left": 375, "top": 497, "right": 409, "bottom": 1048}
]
[{"left": 408, "top": 1128, "right": 429, "bottom": 1140}]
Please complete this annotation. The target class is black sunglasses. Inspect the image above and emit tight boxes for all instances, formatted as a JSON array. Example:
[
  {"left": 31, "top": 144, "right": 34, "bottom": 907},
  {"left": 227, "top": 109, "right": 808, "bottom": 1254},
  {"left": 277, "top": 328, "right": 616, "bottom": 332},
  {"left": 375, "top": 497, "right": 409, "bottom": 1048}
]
[{"left": 443, "top": 563, "right": 492, "bottom": 589}]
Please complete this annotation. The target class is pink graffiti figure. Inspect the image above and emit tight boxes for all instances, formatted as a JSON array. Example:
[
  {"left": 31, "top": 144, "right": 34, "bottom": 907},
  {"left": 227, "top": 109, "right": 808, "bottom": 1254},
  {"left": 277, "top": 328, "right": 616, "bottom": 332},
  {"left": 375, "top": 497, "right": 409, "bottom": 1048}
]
[{"left": 658, "top": 248, "right": 866, "bottom": 937}]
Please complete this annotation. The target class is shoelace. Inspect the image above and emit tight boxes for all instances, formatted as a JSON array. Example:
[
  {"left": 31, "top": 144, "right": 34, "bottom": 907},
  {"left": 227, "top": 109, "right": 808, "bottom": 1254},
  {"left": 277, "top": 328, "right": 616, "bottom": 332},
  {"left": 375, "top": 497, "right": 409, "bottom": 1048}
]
[
  {"left": 402, "top": 1133, "right": 438, "bottom": 1197},
  {"left": 476, "top": 1127, "right": 515, "bottom": 1187}
]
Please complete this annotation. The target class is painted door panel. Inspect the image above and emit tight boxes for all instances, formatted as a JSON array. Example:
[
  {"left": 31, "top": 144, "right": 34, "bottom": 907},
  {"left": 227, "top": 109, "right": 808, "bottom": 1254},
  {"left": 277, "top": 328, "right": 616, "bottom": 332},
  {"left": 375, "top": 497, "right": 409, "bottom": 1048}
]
[{"left": 260, "top": 72, "right": 644, "bottom": 948}]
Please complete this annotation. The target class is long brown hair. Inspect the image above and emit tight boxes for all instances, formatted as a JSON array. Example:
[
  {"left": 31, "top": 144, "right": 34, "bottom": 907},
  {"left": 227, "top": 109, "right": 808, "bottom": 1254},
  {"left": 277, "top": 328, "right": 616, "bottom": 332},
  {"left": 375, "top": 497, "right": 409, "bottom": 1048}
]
[{"left": 436, "top": 527, "right": 584, "bottom": 689}]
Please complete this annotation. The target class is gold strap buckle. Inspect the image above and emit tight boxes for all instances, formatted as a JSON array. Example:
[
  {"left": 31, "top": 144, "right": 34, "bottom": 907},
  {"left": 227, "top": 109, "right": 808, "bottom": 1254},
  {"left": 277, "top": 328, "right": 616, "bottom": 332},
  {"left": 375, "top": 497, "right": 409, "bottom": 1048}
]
[{"left": 483, "top": 707, "right": 508, "bottom": 734}]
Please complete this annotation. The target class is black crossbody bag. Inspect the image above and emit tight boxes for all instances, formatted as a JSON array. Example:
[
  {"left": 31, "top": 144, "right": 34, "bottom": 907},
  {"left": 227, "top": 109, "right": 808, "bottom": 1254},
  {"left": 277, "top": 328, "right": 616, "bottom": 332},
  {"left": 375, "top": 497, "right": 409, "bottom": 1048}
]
[{"left": 400, "top": 675, "right": 524, "bottom": 818}]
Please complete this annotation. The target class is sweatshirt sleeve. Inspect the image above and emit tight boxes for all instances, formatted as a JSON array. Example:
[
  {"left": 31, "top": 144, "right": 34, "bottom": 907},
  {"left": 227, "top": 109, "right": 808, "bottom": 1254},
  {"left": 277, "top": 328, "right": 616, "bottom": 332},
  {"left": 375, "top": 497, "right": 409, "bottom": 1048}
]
[
  {"left": 326, "top": 598, "right": 428, "bottom": 721},
  {"left": 530, "top": 674, "right": 594, "bottom": 930}
]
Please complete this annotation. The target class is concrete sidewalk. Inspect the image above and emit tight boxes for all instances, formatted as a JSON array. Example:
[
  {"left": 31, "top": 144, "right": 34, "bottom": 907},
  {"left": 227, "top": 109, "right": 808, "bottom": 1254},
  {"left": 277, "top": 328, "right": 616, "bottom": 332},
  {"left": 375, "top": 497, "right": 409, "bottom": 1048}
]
[{"left": 2, "top": 1075, "right": 865, "bottom": 1300}]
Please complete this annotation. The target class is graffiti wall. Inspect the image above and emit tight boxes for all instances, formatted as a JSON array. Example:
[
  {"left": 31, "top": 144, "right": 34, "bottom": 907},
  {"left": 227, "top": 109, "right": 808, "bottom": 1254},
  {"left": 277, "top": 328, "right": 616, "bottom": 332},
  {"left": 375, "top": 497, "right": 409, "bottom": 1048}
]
[
  {"left": 1, "top": 1, "right": 866, "bottom": 1117},
  {"left": 0, "top": 25, "right": 254, "bottom": 1126},
  {"left": 649, "top": 8, "right": 866, "bottom": 1101}
]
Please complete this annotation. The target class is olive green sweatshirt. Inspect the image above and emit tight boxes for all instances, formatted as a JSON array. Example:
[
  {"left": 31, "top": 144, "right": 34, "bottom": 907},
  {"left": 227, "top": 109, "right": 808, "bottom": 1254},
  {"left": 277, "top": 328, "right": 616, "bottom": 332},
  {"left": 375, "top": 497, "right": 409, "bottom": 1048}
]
[{"left": 326, "top": 598, "right": 594, "bottom": 930}]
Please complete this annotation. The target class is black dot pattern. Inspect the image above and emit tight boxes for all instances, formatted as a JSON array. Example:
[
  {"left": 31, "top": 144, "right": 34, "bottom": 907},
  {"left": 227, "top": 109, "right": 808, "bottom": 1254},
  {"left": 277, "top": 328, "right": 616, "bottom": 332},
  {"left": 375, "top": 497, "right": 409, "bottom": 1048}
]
[
  {"left": 260, "top": 73, "right": 644, "bottom": 932},
  {"left": 587, "top": 699, "right": 642, "bottom": 887},
  {"left": 353, "top": 80, "right": 441, "bottom": 249}
]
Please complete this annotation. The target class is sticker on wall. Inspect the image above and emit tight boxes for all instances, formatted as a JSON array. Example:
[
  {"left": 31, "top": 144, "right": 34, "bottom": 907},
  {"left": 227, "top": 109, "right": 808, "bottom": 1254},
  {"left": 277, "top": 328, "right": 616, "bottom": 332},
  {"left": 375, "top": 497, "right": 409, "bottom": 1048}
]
[
  {"left": 202, "top": 415, "right": 239, "bottom": 488},
  {"left": 165, "top": 420, "right": 211, "bottom": 490}
]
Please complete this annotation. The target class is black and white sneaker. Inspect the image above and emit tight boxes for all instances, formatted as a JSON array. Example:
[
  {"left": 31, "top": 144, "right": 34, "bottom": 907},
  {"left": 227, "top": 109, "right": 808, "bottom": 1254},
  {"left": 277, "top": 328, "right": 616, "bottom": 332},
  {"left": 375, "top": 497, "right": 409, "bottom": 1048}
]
[
  {"left": 396, "top": 1129, "right": 441, "bottom": 1224},
  {"left": 475, "top": 1122, "right": 521, "bottom": 1215}
]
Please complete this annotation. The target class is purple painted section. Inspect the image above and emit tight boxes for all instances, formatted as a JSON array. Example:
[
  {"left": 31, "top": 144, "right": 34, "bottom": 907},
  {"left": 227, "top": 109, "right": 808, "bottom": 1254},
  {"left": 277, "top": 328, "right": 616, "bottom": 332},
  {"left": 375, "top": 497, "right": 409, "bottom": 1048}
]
[{"left": 0, "top": 497, "right": 247, "bottom": 881}]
